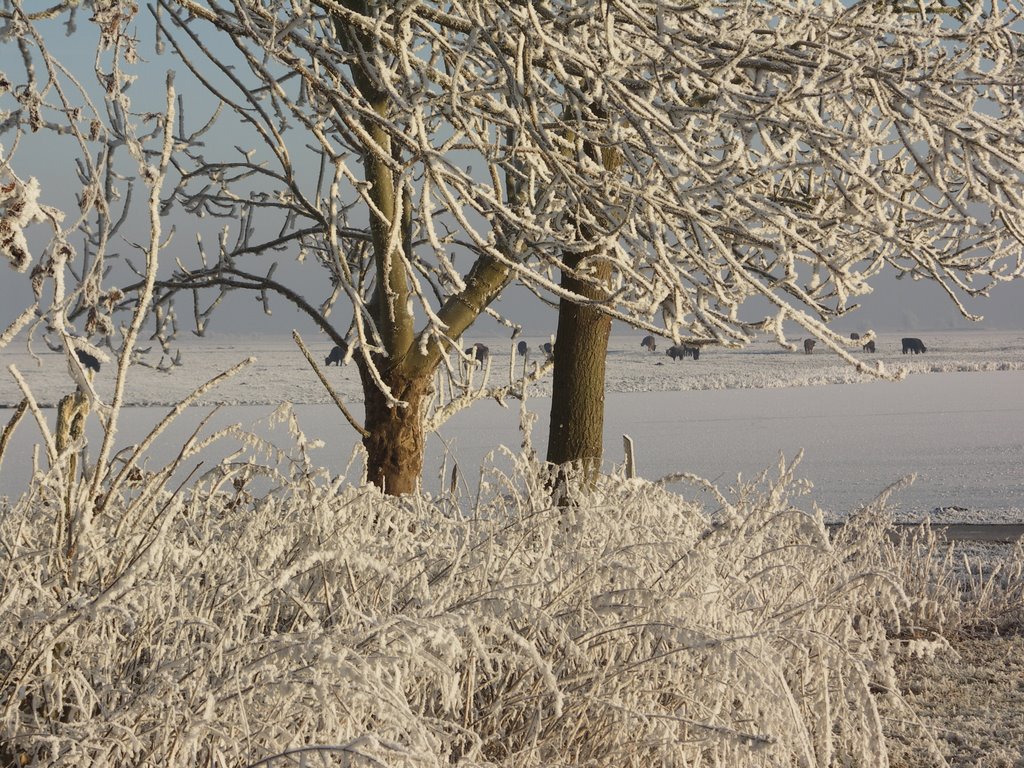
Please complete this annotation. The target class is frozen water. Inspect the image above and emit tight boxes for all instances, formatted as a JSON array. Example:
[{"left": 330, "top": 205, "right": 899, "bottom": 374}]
[{"left": 2, "top": 329, "right": 1022, "bottom": 522}]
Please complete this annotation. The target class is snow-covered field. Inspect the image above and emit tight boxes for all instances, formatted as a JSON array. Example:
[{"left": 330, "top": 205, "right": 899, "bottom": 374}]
[
  {"left": 3, "top": 329, "right": 1023, "bottom": 522},
  {"left": 6, "top": 329, "right": 1024, "bottom": 408}
]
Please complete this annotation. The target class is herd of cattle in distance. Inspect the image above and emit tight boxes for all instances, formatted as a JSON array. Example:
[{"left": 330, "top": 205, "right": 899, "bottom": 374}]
[
  {"left": 322, "top": 340, "right": 544, "bottom": 368},
  {"left": 639, "top": 333, "right": 928, "bottom": 360},
  {"left": 460, "top": 341, "right": 550, "bottom": 363},
  {"left": 320, "top": 334, "right": 930, "bottom": 370},
  {"left": 49, "top": 332, "right": 931, "bottom": 384},
  {"left": 797, "top": 334, "right": 927, "bottom": 356}
]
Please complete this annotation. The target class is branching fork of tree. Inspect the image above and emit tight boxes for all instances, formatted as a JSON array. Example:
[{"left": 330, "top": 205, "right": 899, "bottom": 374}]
[{"left": 3, "top": 0, "right": 1024, "bottom": 496}]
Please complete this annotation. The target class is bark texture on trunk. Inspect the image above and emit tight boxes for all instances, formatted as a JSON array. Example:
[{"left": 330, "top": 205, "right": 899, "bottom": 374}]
[
  {"left": 546, "top": 257, "right": 613, "bottom": 480},
  {"left": 545, "top": 117, "right": 619, "bottom": 484},
  {"left": 358, "top": 362, "right": 430, "bottom": 495}
]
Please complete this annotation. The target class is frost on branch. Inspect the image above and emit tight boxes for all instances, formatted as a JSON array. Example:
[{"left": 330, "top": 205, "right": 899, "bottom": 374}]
[
  {"left": 0, "top": 2, "right": 176, "bottom": 378},
  {"left": 141, "top": 0, "right": 1024, "bottom": 392},
  {"left": 0, "top": 171, "right": 58, "bottom": 273},
  {"left": 5, "top": 1, "right": 1024, "bottom": 391}
]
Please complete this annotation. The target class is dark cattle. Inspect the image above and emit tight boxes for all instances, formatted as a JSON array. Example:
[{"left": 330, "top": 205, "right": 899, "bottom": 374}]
[
  {"left": 862, "top": 340, "right": 876, "bottom": 353},
  {"left": 75, "top": 349, "right": 100, "bottom": 373},
  {"left": 466, "top": 343, "right": 489, "bottom": 362},
  {"left": 666, "top": 345, "right": 699, "bottom": 361},
  {"left": 850, "top": 332, "right": 860, "bottom": 341},
  {"left": 640, "top": 335, "right": 657, "bottom": 352},
  {"left": 540, "top": 342, "right": 554, "bottom": 356},
  {"left": 803, "top": 339, "right": 816, "bottom": 354},
  {"left": 517, "top": 340, "right": 528, "bottom": 356},
  {"left": 325, "top": 343, "right": 348, "bottom": 366},
  {"left": 901, "top": 337, "right": 927, "bottom": 354}
]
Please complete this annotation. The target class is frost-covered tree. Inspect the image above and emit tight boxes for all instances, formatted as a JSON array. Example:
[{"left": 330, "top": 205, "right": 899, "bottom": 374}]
[
  {"left": 5, "top": 0, "right": 1024, "bottom": 495},
  {"left": 543, "top": 0, "right": 1024, "bottom": 478}
]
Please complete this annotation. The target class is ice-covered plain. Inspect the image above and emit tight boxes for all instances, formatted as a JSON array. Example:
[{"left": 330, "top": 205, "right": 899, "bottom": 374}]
[{"left": 2, "top": 329, "right": 1023, "bottom": 523}]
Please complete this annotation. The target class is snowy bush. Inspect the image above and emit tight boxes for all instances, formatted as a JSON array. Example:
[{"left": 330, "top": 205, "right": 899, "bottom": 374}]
[
  {"left": 820, "top": 475, "right": 1024, "bottom": 642},
  {"left": 880, "top": 524, "right": 1024, "bottom": 640},
  {"left": 0, "top": 426, "right": 920, "bottom": 768}
]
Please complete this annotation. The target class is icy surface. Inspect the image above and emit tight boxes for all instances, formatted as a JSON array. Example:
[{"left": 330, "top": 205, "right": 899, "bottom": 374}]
[{"left": 2, "top": 330, "right": 1022, "bottom": 522}]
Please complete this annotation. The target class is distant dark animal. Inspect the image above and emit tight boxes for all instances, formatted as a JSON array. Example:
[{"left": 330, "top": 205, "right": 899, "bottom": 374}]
[
  {"left": 517, "top": 340, "right": 528, "bottom": 356},
  {"left": 640, "top": 335, "right": 657, "bottom": 352},
  {"left": 803, "top": 339, "right": 816, "bottom": 354},
  {"left": 75, "top": 349, "right": 100, "bottom": 373},
  {"left": 666, "top": 345, "right": 699, "bottom": 361},
  {"left": 466, "top": 343, "right": 489, "bottom": 362},
  {"left": 901, "top": 337, "right": 926, "bottom": 354},
  {"left": 862, "top": 340, "right": 875, "bottom": 353},
  {"left": 325, "top": 343, "right": 348, "bottom": 366},
  {"left": 850, "top": 332, "right": 860, "bottom": 341},
  {"left": 540, "top": 342, "right": 554, "bottom": 356}
]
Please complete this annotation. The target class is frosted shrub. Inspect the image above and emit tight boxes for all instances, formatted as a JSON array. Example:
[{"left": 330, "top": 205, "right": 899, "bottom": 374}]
[
  {"left": 958, "top": 539, "right": 1024, "bottom": 634},
  {"left": 824, "top": 478, "right": 1024, "bottom": 640},
  {"left": 881, "top": 525, "right": 1024, "bottom": 639},
  {"left": 1, "top": 440, "right": 915, "bottom": 767}
]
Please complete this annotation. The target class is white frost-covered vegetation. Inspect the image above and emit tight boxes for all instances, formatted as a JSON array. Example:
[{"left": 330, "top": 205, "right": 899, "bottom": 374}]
[
  {"left": 3, "top": 414, "right": 1020, "bottom": 767},
  {"left": 0, "top": 431, "right": 893, "bottom": 765}
]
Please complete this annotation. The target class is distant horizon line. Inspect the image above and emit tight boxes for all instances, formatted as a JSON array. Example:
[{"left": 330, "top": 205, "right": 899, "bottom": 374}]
[{"left": 164, "top": 325, "right": 1024, "bottom": 342}]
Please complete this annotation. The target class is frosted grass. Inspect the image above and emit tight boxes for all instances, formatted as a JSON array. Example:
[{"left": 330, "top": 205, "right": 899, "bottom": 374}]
[
  {"left": 0, "top": 428, "right": 922, "bottom": 767},
  {"left": 2, "top": 334, "right": 1022, "bottom": 766}
]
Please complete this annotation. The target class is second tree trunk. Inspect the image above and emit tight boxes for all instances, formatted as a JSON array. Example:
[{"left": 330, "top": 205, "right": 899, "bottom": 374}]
[{"left": 546, "top": 256, "right": 613, "bottom": 480}]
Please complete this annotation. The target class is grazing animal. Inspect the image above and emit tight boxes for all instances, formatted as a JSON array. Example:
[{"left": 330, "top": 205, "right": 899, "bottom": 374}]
[
  {"left": 517, "top": 340, "right": 528, "bottom": 356},
  {"left": 466, "top": 343, "right": 489, "bottom": 362},
  {"left": 901, "top": 337, "right": 927, "bottom": 354},
  {"left": 666, "top": 345, "right": 699, "bottom": 361},
  {"left": 640, "top": 335, "right": 657, "bottom": 352},
  {"left": 803, "top": 339, "right": 816, "bottom": 354},
  {"left": 862, "top": 340, "right": 876, "bottom": 353},
  {"left": 850, "top": 332, "right": 860, "bottom": 341},
  {"left": 325, "top": 343, "right": 348, "bottom": 366},
  {"left": 75, "top": 349, "right": 101, "bottom": 373},
  {"left": 540, "top": 342, "right": 554, "bottom": 356}
]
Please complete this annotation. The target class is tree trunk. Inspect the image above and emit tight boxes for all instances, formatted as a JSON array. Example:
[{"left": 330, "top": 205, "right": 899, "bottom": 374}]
[
  {"left": 546, "top": 256, "right": 613, "bottom": 481},
  {"left": 358, "top": 362, "right": 431, "bottom": 495},
  {"left": 545, "top": 111, "right": 619, "bottom": 485}
]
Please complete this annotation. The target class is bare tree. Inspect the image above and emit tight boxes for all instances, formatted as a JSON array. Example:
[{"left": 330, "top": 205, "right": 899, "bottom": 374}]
[
  {"left": 6, "top": 0, "right": 1024, "bottom": 495},
  {"left": 1, "top": 0, "right": 180, "bottom": 496},
  {"left": 542, "top": 0, "right": 1024, "bottom": 479}
]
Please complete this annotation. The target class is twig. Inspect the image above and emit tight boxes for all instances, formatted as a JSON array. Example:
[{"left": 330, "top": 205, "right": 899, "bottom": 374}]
[
  {"left": 0, "top": 307, "right": 35, "bottom": 350},
  {"left": 0, "top": 399, "right": 28, "bottom": 472},
  {"left": 102, "top": 356, "right": 256, "bottom": 506},
  {"left": 292, "top": 330, "right": 368, "bottom": 437},
  {"left": 7, "top": 365, "right": 57, "bottom": 467},
  {"left": 90, "top": 73, "right": 177, "bottom": 501}
]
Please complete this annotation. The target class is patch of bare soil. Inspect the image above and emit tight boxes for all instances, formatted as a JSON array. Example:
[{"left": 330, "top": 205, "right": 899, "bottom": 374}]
[{"left": 884, "top": 633, "right": 1024, "bottom": 767}]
